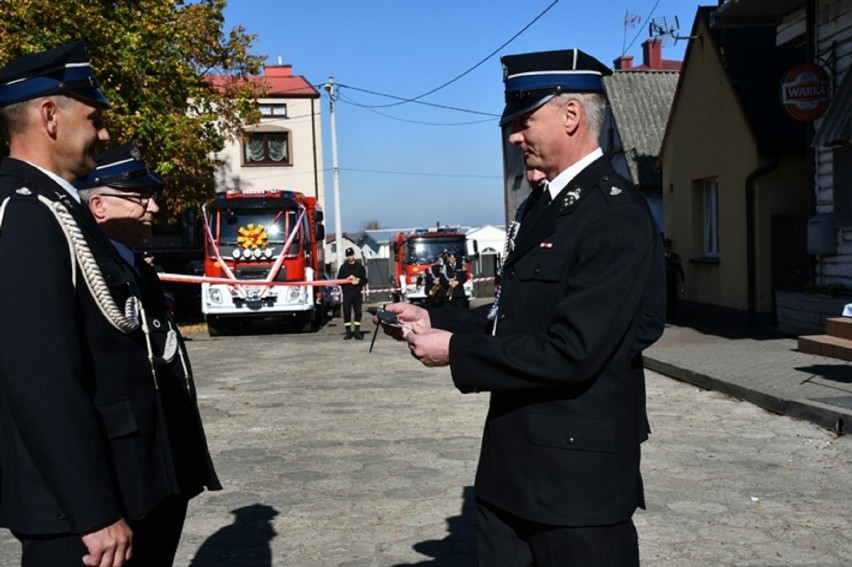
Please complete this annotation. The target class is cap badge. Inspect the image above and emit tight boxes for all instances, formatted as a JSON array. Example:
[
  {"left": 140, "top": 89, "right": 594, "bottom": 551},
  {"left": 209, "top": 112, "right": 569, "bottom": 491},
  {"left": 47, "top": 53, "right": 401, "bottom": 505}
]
[
  {"left": 610, "top": 186, "right": 622, "bottom": 196},
  {"left": 15, "top": 187, "right": 32, "bottom": 195}
]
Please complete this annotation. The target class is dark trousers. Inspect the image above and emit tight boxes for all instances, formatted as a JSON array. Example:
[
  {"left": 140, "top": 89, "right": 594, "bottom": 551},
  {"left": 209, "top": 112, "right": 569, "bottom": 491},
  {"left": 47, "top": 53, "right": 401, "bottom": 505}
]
[
  {"left": 475, "top": 500, "right": 639, "bottom": 567},
  {"left": 15, "top": 496, "right": 189, "bottom": 567},
  {"left": 342, "top": 291, "right": 362, "bottom": 325},
  {"left": 666, "top": 285, "right": 678, "bottom": 320}
]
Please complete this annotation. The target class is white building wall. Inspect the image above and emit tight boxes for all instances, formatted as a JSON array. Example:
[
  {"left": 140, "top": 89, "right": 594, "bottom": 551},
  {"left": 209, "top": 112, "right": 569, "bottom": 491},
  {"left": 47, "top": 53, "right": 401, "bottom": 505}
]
[{"left": 214, "top": 96, "right": 325, "bottom": 211}]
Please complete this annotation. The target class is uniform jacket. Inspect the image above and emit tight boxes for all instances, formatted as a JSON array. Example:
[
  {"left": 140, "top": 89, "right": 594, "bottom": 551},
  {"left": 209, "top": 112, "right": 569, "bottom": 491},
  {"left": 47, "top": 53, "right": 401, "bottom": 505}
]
[
  {"left": 337, "top": 261, "right": 368, "bottom": 295},
  {"left": 442, "top": 260, "right": 468, "bottom": 302},
  {"left": 430, "top": 156, "right": 665, "bottom": 527},
  {"left": 0, "top": 158, "right": 220, "bottom": 536}
]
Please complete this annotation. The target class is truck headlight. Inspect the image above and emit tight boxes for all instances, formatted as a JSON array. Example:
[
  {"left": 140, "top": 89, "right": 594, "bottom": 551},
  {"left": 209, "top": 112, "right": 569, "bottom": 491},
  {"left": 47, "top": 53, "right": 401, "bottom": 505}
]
[{"left": 208, "top": 288, "right": 223, "bottom": 305}]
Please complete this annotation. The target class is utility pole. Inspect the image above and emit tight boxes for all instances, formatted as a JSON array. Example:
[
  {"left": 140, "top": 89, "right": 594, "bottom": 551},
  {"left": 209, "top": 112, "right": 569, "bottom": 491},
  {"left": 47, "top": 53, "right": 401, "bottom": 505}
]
[{"left": 323, "top": 76, "right": 344, "bottom": 270}]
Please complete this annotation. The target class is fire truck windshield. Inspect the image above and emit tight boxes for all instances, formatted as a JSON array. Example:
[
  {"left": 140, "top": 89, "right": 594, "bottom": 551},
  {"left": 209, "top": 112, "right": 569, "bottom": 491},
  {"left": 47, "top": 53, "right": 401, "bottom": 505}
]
[
  {"left": 215, "top": 208, "right": 301, "bottom": 246},
  {"left": 407, "top": 237, "right": 466, "bottom": 263}
]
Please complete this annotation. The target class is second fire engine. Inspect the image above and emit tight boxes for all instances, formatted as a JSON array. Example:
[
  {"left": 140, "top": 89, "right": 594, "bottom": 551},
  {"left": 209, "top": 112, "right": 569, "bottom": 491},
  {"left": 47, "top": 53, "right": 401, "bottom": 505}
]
[{"left": 390, "top": 226, "right": 474, "bottom": 303}]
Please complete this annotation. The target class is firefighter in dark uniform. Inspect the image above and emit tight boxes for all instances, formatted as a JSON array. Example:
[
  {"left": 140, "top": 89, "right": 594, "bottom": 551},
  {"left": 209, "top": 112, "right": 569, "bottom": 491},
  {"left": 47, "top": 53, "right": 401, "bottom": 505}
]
[
  {"left": 380, "top": 49, "right": 665, "bottom": 566},
  {"left": 442, "top": 249, "right": 469, "bottom": 308},
  {"left": 0, "top": 42, "right": 220, "bottom": 567},
  {"left": 421, "top": 256, "right": 447, "bottom": 307},
  {"left": 337, "top": 247, "right": 368, "bottom": 339}
]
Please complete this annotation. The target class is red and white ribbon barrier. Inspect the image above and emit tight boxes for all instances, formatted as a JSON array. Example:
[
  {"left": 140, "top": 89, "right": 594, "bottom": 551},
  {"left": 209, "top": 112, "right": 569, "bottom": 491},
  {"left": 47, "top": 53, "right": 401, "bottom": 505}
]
[
  {"left": 156, "top": 273, "right": 495, "bottom": 291},
  {"left": 157, "top": 272, "right": 352, "bottom": 287}
]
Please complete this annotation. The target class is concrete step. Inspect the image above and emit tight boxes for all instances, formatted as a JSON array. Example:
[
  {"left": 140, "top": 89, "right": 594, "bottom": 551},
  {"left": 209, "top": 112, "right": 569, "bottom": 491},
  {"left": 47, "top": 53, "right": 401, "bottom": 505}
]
[
  {"left": 825, "top": 317, "right": 852, "bottom": 341},
  {"left": 798, "top": 333, "right": 852, "bottom": 361}
]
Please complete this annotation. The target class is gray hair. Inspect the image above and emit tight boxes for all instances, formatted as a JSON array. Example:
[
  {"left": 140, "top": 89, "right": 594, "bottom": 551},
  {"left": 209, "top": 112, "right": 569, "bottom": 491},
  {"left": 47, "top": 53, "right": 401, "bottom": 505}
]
[
  {"left": 0, "top": 95, "right": 74, "bottom": 139},
  {"left": 549, "top": 92, "right": 606, "bottom": 137},
  {"left": 77, "top": 185, "right": 108, "bottom": 204},
  {"left": 0, "top": 100, "right": 31, "bottom": 139}
]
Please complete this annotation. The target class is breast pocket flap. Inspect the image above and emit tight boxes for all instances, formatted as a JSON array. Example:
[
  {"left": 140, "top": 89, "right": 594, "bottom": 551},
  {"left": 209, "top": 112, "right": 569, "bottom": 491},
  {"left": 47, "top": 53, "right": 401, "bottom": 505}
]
[{"left": 97, "top": 399, "right": 139, "bottom": 439}]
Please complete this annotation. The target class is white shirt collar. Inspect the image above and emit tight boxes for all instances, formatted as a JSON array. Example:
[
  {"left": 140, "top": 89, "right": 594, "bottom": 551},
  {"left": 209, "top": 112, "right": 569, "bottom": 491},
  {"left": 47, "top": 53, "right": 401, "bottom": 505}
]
[
  {"left": 23, "top": 160, "right": 82, "bottom": 203},
  {"left": 545, "top": 147, "right": 604, "bottom": 201}
]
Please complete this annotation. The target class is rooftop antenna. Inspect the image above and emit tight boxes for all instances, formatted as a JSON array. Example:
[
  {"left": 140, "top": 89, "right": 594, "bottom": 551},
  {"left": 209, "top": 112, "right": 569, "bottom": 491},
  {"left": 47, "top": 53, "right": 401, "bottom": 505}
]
[
  {"left": 623, "top": 10, "right": 642, "bottom": 55},
  {"left": 649, "top": 16, "right": 699, "bottom": 44}
]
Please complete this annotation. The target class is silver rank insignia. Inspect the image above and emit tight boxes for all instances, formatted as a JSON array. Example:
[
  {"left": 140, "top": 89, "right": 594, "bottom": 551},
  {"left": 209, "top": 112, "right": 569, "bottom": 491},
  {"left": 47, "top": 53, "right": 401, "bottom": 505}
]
[
  {"left": 15, "top": 187, "right": 32, "bottom": 195},
  {"left": 563, "top": 188, "right": 582, "bottom": 207},
  {"left": 610, "top": 186, "right": 622, "bottom": 196}
]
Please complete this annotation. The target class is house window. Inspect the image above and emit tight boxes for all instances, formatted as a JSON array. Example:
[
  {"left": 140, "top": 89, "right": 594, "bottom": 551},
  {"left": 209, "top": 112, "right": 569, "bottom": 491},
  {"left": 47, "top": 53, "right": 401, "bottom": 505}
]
[
  {"left": 244, "top": 132, "right": 290, "bottom": 165},
  {"left": 259, "top": 103, "right": 287, "bottom": 118},
  {"left": 702, "top": 178, "right": 720, "bottom": 257}
]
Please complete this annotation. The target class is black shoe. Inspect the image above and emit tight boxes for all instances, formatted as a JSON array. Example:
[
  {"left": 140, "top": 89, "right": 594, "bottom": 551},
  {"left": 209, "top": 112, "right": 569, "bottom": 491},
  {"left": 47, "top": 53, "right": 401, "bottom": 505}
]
[
  {"left": 354, "top": 330, "right": 364, "bottom": 340},
  {"left": 344, "top": 330, "right": 353, "bottom": 340}
]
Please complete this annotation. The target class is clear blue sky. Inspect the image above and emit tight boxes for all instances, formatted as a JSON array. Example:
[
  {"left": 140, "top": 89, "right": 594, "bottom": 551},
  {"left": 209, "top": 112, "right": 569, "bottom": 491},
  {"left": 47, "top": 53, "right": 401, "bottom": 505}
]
[{"left": 223, "top": 0, "right": 703, "bottom": 233}]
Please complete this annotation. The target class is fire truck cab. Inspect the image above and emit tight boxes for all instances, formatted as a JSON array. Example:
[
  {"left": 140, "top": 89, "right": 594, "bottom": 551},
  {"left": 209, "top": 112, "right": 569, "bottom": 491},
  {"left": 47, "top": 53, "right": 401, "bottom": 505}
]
[
  {"left": 390, "top": 226, "right": 475, "bottom": 303},
  {"left": 201, "top": 189, "right": 325, "bottom": 335}
]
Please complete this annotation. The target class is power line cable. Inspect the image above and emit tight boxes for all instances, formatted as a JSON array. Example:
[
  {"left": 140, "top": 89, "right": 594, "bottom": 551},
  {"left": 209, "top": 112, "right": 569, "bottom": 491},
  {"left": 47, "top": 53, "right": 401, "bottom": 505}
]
[
  {"left": 622, "top": 0, "right": 662, "bottom": 56},
  {"left": 336, "top": 90, "right": 496, "bottom": 125},
  {"left": 339, "top": 167, "right": 500, "bottom": 180},
  {"left": 354, "top": 0, "right": 559, "bottom": 109}
]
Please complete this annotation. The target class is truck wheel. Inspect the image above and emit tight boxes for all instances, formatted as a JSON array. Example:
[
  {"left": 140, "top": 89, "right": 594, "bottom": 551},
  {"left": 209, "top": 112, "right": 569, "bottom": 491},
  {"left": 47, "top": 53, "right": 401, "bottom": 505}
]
[
  {"left": 391, "top": 292, "right": 401, "bottom": 303},
  {"left": 298, "top": 311, "right": 320, "bottom": 333},
  {"left": 207, "top": 316, "right": 223, "bottom": 337}
]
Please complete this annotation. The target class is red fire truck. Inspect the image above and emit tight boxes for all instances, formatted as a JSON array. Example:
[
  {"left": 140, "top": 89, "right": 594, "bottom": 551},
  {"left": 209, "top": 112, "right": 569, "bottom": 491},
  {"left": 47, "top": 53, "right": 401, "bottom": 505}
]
[
  {"left": 390, "top": 226, "right": 474, "bottom": 303},
  {"left": 201, "top": 189, "right": 326, "bottom": 335}
]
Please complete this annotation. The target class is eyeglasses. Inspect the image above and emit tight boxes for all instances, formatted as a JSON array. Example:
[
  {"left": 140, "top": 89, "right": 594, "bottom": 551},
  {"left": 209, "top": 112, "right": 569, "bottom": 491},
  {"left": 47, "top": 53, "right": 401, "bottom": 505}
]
[{"left": 100, "top": 190, "right": 158, "bottom": 207}]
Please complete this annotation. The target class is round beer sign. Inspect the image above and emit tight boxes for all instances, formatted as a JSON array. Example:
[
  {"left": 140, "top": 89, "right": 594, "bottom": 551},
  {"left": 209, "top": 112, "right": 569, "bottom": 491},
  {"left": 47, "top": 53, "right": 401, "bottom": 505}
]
[{"left": 781, "top": 64, "right": 830, "bottom": 121}]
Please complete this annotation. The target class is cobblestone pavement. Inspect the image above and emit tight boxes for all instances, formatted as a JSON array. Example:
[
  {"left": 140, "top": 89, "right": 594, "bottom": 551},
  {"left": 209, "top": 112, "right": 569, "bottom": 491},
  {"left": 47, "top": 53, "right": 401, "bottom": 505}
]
[{"left": 0, "top": 318, "right": 849, "bottom": 566}]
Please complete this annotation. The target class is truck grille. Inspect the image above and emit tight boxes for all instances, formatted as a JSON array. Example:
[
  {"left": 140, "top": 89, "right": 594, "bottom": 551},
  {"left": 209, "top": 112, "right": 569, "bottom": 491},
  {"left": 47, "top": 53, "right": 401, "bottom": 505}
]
[{"left": 236, "top": 268, "right": 272, "bottom": 280}]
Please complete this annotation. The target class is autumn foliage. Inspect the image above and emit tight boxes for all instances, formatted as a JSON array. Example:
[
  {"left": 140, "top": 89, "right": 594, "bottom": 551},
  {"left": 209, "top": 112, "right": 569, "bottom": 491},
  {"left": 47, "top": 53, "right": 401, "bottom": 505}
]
[{"left": 0, "top": 0, "right": 268, "bottom": 218}]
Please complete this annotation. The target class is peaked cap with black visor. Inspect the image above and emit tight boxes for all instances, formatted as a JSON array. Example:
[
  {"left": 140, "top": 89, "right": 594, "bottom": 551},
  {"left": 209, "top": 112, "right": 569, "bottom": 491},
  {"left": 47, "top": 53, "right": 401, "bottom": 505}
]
[
  {"left": 0, "top": 39, "right": 110, "bottom": 109},
  {"left": 76, "top": 142, "right": 161, "bottom": 190},
  {"left": 500, "top": 49, "right": 612, "bottom": 126}
]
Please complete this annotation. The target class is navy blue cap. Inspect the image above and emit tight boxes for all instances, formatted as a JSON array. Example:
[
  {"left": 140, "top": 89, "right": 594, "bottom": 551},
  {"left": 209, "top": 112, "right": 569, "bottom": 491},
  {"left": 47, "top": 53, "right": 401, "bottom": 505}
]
[
  {"left": 76, "top": 142, "right": 161, "bottom": 190},
  {"left": 0, "top": 40, "right": 110, "bottom": 108},
  {"left": 500, "top": 49, "right": 611, "bottom": 126}
]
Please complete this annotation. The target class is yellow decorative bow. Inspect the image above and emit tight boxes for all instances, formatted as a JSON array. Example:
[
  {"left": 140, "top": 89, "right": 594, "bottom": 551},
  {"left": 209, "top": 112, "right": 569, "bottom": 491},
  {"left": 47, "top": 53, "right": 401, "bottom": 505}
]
[{"left": 237, "top": 223, "right": 268, "bottom": 249}]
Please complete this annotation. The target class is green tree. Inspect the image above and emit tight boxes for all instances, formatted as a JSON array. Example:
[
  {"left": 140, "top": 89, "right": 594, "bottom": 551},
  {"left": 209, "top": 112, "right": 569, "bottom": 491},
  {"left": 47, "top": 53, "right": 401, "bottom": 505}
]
[{"left": 0, "top": 0, "right": 268, "bottom": 218}]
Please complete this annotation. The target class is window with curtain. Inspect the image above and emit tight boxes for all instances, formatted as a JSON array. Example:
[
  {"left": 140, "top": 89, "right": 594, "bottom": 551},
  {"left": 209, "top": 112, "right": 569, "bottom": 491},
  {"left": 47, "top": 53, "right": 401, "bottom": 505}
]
[
  {"left": 259, "top": 103, "right": 287, "bottom": 117},
  {"left": 702, "top": 178, "right": 720, "bottom": 258},
  {"left": 244, "top": 132, "right": 290, "bottom": 166}
]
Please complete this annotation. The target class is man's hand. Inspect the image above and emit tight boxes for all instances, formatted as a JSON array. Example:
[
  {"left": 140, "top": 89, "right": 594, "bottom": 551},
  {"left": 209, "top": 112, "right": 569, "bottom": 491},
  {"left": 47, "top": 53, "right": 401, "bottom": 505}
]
[
  {"left": 406, "top": 329, "right": 452, "bottom": 367},
  {"left": 381, "top": 302, "right": 432, "bottom": 338},
  {"left": 82, "top": 519, "right": 133, "bottom": 567}
]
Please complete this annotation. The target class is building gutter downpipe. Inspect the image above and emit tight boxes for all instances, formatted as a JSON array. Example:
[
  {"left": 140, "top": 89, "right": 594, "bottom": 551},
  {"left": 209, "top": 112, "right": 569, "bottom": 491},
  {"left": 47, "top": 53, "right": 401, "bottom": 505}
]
[{"left": 745, "top": 158, "right": 779, "bottom": 324}]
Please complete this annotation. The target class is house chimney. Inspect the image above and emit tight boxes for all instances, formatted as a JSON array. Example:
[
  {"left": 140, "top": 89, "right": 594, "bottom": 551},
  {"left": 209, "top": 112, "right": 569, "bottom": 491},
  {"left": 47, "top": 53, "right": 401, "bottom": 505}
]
[
  {"left": 642, "top": 38, "right": 663, "bottom": 69},
  {"left": 614, "top": 55, "right": 634, "bottom": 70}
]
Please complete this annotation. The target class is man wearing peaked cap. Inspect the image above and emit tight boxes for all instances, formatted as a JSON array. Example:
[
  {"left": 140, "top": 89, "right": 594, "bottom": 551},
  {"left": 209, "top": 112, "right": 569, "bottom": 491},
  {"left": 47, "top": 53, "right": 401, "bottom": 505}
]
[
  {"left": 500, "top": 48, "right": 612, "bottom": 126},
  {"left": 380, "top": 48, "right": 665, "bottom": 566},
  {"left": 0, "top": 42, "right": 219, "bottom": 567},
  {"left": 77, "top": 142, "right": 221, "bottom": 566},
  {"left": 0, "top": 40, "right": 111, "bottom": 109}
]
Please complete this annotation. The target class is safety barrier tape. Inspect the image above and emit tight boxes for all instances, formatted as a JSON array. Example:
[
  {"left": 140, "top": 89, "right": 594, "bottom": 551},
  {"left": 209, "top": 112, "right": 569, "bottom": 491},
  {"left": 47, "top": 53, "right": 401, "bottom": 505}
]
[
  {"left": 157, "top": 272, "right": 352, "bottom": 287},
  {"left": 363, "top": 275, "right": 496, "bottom": 295},
  {"left": 157, "top": 273, "right": 495, "bottom": 292}
]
